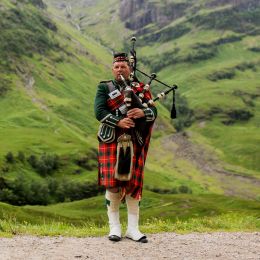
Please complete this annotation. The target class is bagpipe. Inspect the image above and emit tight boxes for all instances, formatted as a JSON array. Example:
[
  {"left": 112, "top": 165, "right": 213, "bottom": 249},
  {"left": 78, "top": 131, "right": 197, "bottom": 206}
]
[
  {"left": 114, "top": 37, "right": 178, "bottom": 181},
  {"left": 125, "top": 36, "right": 178, "bottom": 119}
]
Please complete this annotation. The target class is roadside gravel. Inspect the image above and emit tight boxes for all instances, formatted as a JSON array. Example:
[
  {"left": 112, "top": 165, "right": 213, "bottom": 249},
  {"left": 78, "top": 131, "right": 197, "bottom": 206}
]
[{"left": 0, "top": 232, "right": 259, "bottom": 259}]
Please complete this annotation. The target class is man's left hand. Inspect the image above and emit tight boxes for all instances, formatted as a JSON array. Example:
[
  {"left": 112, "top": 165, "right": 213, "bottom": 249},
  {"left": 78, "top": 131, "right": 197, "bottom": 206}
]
[{"left": 127, "top": 108, "right": 145, "bottom": 119}]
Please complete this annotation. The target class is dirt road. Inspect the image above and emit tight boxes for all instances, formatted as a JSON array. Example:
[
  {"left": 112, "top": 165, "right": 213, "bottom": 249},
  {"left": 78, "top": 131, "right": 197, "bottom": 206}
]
[{"left": 0, "top": 232, "right": 259, "bottom": 259}]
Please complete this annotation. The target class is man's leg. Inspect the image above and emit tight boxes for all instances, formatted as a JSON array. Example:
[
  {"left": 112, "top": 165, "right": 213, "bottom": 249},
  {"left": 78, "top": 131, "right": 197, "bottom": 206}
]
[
  {"left": 106, "top": 188, "right": 121, "bottom": 242},
  {"left": 125, "top": 195, "right": 148, "bottom": 243}
]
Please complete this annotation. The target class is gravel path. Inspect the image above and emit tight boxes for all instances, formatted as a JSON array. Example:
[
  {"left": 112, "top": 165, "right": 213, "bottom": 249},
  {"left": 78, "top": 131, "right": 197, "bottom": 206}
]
[{"left": 0, "top": 232, "right": 259, "bottom": 260}]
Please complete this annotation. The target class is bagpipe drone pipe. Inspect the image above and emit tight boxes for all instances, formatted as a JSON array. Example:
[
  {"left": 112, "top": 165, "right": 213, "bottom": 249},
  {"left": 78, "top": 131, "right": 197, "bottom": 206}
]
[{"left": 128, "top": 36, "right": 178, "bottom": 119}]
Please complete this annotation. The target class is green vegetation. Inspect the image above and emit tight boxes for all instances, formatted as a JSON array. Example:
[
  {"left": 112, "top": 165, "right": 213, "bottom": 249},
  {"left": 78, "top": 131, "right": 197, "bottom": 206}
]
[
  {"left": 0, "top": 2, "right": 58, "bottom": 67},
  {"left": 0, "top": 192, "right": 259, "bottom": 236}
]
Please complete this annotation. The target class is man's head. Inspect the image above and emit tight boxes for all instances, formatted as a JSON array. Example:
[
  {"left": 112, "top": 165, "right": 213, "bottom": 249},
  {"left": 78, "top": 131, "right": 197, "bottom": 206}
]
[{"left": 112, "top": 52, "right": 131, "bottom": 82}]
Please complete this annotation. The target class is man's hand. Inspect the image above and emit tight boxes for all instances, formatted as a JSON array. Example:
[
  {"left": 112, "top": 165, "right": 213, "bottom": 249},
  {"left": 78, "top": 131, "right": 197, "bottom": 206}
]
[
  {"left": 117, "top": 118, "right": 135, "bottom": 129},
  {"left": 127, "top": 108, "right": 145, "bottom": 119}
]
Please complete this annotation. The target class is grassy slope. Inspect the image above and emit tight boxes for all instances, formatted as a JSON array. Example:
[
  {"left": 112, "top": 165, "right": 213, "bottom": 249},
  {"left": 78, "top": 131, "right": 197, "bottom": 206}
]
[
  {"left": 0, "top": 191, "right": 259, "bottom": 236},
  {"left": 0, "top": 3, "right": 108, "bottom": 157},
  {"left": 157, "top": 34, "right": 260, "bottom": 172},
  {"left": 0, "top": 2, "right": 110, "bottom": 193}
]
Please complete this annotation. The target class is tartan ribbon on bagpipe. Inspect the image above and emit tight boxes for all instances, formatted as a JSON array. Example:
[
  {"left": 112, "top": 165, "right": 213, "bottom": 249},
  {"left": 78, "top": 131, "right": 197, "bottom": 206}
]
[{"left": 107, "top": 94, "right": 124, "bottom": 111}]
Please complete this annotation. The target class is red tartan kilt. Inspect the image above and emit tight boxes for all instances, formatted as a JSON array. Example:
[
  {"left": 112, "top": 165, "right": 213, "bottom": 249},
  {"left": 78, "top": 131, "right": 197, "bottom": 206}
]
[{"left": 98, "top": 130, "right": 152, "bottom": 199}]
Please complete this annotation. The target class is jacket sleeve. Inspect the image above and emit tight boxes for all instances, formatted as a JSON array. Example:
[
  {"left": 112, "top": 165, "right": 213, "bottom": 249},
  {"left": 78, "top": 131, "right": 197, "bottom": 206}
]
[{"left": 94, "top": 83, "right": 121, "bottom": 128}]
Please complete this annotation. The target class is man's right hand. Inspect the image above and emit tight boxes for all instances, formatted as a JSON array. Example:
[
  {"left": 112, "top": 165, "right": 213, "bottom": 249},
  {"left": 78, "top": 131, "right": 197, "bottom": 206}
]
[{"left": 117, "top": 118, "right": 135, "bottom": 129}]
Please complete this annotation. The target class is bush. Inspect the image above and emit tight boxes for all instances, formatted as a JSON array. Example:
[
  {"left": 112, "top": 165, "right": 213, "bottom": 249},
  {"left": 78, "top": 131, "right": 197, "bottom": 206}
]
[
  {"left": 36, "top": 154, "right": 60, "bottom": 176},
  {"left": 178, "top": 185, "right": 192, "bottom": 194},
  {"left": 27, "top": 154, "right": 38, "bottom": 168},
  {"left": 147, "top": 185, "right": 192, "bottom": 194},
  {"left": 75, "top": 149, "right": 97, "bottom": 171},
  {"left": 183, "top": 46, "right": 216, "bottom": 63},
  {"left": 0, "top": 177, "right": 7, "bottom": 189},
  {"left": 227, "top": 109, "right": 253, "bottom": 121},
  {"left": 5, "top": 152, "right": 15, "bottom": 164},
  {"left": 207, "top": 69, "right": 235, "bottom": 81},
  {"left": 141, "top": 23, "right": 190, "bottom": 45},
  {"left": 149, "top": 187, "right": 178, "bottom": 194},
  {"left": 173, "top": 93, "right": 194, "bottom": 132},
  {"left": 0, "top": 79, "right": 11, "bottom": 96},
  {"left": 222, "top": 109, "right": 254, "bottom": 125},
  {"left": 17, "top": 151, "right": 25, "bottom": 162},
  {"left": 27, "top": 153, "right": 60, "bottom": 176},
  {"left": 249, "top": 47, "right": 260, "bottom": 52}
]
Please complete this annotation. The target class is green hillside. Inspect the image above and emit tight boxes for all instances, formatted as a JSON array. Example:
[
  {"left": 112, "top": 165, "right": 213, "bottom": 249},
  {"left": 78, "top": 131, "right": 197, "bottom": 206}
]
[
  {"left": 0, "top": 0, "right": 260, "bottom": 236},
  {"left": 0, "top": 0, "right": 174, "bottom": 207}
]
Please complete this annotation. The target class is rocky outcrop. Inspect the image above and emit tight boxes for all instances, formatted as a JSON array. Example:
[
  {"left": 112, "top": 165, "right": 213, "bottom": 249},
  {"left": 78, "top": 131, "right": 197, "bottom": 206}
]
[{"left": 119, "top": 0, "right": 189, "bottom": 30}]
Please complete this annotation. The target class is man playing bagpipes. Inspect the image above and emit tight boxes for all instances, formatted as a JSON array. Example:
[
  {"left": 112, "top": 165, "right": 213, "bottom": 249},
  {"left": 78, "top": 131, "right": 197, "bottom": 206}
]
[{"left": 94, "top": 52, "right": 157, "bottom": 243}]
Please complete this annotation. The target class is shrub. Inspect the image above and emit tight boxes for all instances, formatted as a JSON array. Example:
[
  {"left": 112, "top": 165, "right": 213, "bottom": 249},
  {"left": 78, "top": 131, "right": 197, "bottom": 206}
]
[
  {"left": 227, "top": 109, "right": 253, "bottom": 121},
  {"left": 27, "top": 154, "right": 38, "bottom": 168},
  {"left": 222, "top": 109, "right": 254, "bottom": 125},
  {"left": 0, "top": 177, "right": 7, "bottom": 189},
  {"left": 75, "top": 149, "right": 97, "bottom": 171},
  {"left": 183, "top": 46, "right": 216, "bottom": 63},
  {"left": 27, "top": 153, "right": 60, "bottom": 176},
  {"left": 207, "top": 69, "right": 235, "bottom": 81},
  {"left": 147, "top": 185, "right": 192, "bottom": 194},
  {"left": 249, "top": 47, "right": 260, "bottom": 52},
  {"left": 5, "top": 152, "right": 15, "bottom": 164},
  {"left": 173, "top": 93, "right": 194, "bottom": 132},
  {"left": 141, "top": 23, "right": 190, "bottom": 45},
  {"left": 17, "top": 151, "right": 25, "bottom": 162},
  {"left": 0, "top": 79, "right": 11, "bottom": 96},
  {"left": 178, "top": 185, "right": 192, "bottom": 194},
  {"left": 36, "top": 154, "right": 60, "bottom": 176}
]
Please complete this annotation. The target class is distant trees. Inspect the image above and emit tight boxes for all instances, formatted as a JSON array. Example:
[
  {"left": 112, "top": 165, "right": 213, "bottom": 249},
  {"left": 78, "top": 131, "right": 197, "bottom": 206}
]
[
  {"left": 147, "top": 185, "right": 192, "bottom": 194},
  {"left": 0, "top": 150, "right": 101, "bottom": 205},
  {"left": 0, "top": 175, "right": 103, "bottom": 206},
  {"left": 173, "top": 93, "right": 195, "bottom": 132}
]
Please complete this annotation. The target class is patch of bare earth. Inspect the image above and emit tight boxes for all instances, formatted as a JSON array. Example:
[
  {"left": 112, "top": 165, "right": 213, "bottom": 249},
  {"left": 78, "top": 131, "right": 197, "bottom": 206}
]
[
  {"left": 0, "top": 232, "right": 259, "bottom": 259},
  {"left": 162, "top": 132, "right": 260, "bottom": 199}
]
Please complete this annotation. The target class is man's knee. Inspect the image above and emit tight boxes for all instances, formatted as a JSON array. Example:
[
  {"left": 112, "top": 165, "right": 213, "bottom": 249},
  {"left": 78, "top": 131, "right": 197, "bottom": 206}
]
[
  {"left": 105, "top": 189, "right": 121, "bottom": 211},
  {"left": 107, "top": 187, "right": 119, "bottom": 193}
]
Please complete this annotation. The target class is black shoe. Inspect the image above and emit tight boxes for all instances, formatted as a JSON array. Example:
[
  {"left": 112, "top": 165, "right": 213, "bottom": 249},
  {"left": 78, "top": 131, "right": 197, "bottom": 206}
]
[
  {"left": 137, "top": 236, "right": 148, "bottom": 243},
  {"left": 126, "top": 235, "right": 148, "bottom": 243},
  {"left": 108, "top": 235, "right": 121, "bottom": 242}
]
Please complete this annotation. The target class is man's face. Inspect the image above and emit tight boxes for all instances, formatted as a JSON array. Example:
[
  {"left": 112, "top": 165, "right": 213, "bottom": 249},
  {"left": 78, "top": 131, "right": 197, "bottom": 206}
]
[{"left": 112, "top": 61, "right": 131, "bottom": 81}]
